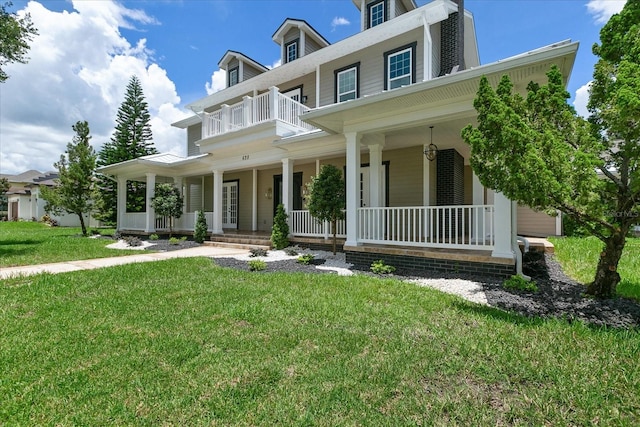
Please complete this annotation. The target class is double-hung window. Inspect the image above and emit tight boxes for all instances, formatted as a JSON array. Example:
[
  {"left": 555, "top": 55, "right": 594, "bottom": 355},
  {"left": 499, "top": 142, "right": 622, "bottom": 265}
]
[
  {"left": 286, "top": 40, "right": 298, "bottom": 63},
  {"left": 384, "top": 43, "right": 417, "bottom": 90},
  {"left": 335, "top": 63, "right": 359, "bottom": 103},
  {"left": 228, "top": 67, "right": 239, "bottom": 87},
  {"left": 368, "top": 0, "right": 385, "bottom": 28}
]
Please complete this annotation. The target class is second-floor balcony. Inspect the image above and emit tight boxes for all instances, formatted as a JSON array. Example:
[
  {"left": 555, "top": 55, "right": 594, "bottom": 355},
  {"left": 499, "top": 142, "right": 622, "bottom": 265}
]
[{"left": 202, "top": 86, "right": 317, "bottom": 139}]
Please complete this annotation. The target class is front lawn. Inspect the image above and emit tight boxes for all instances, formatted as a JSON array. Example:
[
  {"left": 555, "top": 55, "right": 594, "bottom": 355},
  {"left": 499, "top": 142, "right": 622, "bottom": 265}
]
[
  {"left": 0, "top": 221, "right": 126, "bottom": 267},
  {"left": 549, "top": 236, "right": 640, "bottom": 300},
  {"left": 1, "top": 258, "right": 638, "bottom": 425}
]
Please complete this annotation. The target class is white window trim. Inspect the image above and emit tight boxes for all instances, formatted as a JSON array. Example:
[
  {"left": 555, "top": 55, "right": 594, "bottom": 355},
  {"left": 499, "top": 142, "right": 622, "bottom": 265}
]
[
  {"left": 286, "top": 41, "right": 298, "bottom": 63},
  {"left": 387, "top": 47, "right": 413, "bottom": 90},
  {"left": 337, "top": 67, "right": 358, "bottom": 102},
  {"left": 369, "top": 1, "right": 385, "bottom": 28},
  {"left": 229, "top": 68, "right": 238, "bottom": 87}
]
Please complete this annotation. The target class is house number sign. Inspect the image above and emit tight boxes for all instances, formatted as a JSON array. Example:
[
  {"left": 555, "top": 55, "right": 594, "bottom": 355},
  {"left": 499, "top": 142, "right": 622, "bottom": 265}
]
[{"left": 242, "top": 155, "right": 250, "bottom": 161}]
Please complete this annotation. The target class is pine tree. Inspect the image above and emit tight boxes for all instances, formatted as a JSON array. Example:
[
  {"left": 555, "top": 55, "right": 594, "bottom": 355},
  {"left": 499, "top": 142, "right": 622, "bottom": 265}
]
[
  {"left": 95, "top": 75, "right": 158, "bottom": 224},
  {"left": 40, "top": 121, "right": 96, "bottom": 236}
]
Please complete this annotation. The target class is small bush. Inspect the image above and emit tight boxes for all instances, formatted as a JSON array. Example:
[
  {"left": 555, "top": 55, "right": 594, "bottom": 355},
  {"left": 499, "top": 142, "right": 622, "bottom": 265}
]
[
  {"left": 248, "top": 259, "right": 267, "bottom": 271},
  {"left": 169, "top": 237, "right": 180, "bottom": 245},
  {"left": 123, "top": 236, "right": 142, "bottom": 247},
  {"left": 180, "top": 236, "right": 187, "bottom": 242},
  {"left": 194, "top": 210, "right": 208, "bottom": 243},
  {"left": 249, "top": 247, "right": 268, "bottom": 257},
  {"left": 149, "top": 233, "right": 159, "bottom": 241},
  {"left": 284, "top": 247, "right": 299, "bottom": 256},
  {"left": 503, "top": 275, "right": 538, "bottom": 292},
  {"left": 297, "top": 254, "right": 315, "bottom": 265},
  {"left": 271, "top": 204, "right": 289, "bottom": 250},
  {"left": 370, "top": 260, "right": 396, "bottom": 275}
]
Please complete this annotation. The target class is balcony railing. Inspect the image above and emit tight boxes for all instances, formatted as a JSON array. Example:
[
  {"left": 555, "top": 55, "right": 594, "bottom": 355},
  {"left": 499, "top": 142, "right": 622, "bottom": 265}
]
[
  {"left": 202, "top": 87, "right": 316, "bottom": 139},
  {"left": 290, "top": 210, "right": 347, "bottom": 238},
  {"left": 121, "top": 212, "right": 215, "bottom": 232}
]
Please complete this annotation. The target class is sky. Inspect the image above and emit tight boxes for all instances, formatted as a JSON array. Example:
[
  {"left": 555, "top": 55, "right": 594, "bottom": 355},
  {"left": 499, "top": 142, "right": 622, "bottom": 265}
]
[{"left": 0, "top": 0, "right": 627, "bottom": 176}]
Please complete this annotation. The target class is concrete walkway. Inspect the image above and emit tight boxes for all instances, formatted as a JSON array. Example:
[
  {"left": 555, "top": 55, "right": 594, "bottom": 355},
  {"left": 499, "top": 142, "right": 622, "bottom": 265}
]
[{"left": 0, "top": 246, "right": 250, "bottom": 280}]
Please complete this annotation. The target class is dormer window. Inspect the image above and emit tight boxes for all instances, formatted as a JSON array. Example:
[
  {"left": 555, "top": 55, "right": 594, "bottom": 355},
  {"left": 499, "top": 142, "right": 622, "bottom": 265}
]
[
  {"left": 286, "top": 39, "right": 299, "bottom": 63},
  {"left": 228, "top": 67, "right": 239, "bottom": 87},
  {"left": 368, "top": 0, "right": 386, "bottom": 28}
]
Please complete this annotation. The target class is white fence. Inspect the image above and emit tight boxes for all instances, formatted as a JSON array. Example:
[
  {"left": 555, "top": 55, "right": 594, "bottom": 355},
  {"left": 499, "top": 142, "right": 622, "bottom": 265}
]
[
  {"left": 121, "top": 212, "right": 215, "bottom": 232},
  {"left": 289, "top": 210, "right": 346, "bottom": 238}
]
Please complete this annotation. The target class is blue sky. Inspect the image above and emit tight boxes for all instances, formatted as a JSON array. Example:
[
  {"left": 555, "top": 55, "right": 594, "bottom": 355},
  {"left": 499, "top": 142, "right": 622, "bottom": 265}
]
[{"left": 0, "top": 0, "right": 626, "bottom": 175}]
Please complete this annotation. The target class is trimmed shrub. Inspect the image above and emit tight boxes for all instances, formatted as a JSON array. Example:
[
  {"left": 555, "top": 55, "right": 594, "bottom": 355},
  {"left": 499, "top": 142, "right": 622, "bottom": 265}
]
[
  {"left": 248, "top": 259, "right": 267, "bottom": 271},
  {"left": 370, "top": 259, "right": 396, "bottom": 275},
  {"left": 297, "top": 254, "right": 315, "bottom": 265},
  {"left": 271, "top": 204, "right": 289, "bottom": 250},
  {"left": 149, "top": 233, "right": 159, "bottom": 241},
  {"left": 194, "top": 210, "right": 208, "bottom": 243}
]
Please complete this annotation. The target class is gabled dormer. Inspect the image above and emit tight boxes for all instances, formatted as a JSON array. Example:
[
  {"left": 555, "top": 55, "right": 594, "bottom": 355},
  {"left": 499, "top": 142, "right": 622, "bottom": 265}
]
[
  {"left": 218, "top": 51, "right": 269, "bottom": 88},
  {"left": 353, "top": 0, "right": 417, "bottom": 30},
  {"left": 272, "top": 19, "right": 330, "bottom": 64}
]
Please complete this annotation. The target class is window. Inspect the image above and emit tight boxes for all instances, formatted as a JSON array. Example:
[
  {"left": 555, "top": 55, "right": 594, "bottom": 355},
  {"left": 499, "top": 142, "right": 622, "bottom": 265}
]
[
  {"left": 368, "top": 0, "right": 386, "bottom": 28},
  {"left": 228, "top": 67, "right": 238, "bottom": 87},
  {"left": 334, "top": 63, "right": 360, "bottom": 103},
  {"left": 384, "top": 42, "right": 417, "bottom": 90},
  {"left": 286, "top": 40, "right": 299, "bottom": 63}
]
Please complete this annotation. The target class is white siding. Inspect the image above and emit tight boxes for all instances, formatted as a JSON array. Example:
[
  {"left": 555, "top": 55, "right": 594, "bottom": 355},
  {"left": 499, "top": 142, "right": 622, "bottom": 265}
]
[{"left": 517, "top": 206, "right": 559, "bottom": 237}]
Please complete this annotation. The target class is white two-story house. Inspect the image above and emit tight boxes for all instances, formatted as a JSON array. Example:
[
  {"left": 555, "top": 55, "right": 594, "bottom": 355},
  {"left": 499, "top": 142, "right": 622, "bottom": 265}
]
[{"left": 99, "top": 0, "right": 577, "bottom": 276}]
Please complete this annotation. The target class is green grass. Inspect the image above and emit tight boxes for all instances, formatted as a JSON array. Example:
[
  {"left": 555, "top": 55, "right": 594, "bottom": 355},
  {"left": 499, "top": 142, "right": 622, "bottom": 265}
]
[
  {"left": 0, "top": 222, "right": 128, "bottom": 267},
  {"left": 549, "top": 236, "right": 640, "bottom": 300},
  {"left": 1, "top": 258, "right": 638, "bottom": 425}
]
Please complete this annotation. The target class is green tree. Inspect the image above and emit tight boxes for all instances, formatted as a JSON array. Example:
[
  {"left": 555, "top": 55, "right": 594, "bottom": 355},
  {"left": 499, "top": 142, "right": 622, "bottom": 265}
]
[
  {"left": 462, "top": 0, "right": 639, "bottom": 299},
  {"left": 193, "top": 210, "right": 208, "bottom": 243},
  {"left": 0, "top": 176, "right": 9, "bottom": 196},
  {"left": 95, "top": 75, "right": 157, "bottom": 224},
  {"left": 150, "top": 183, "right": 183, "bottom": 238},
  {"left": 0, "top": 1, "right": 38, "bottom": 83},
  {"left": 40, "top": 121, "right": 97, "bottom": 236},
  {"left": 271, "top": 203, "right": 289, "bottom": 249},
  {"left": 306, "top": 164, "right": 345, "bottom": 255}
]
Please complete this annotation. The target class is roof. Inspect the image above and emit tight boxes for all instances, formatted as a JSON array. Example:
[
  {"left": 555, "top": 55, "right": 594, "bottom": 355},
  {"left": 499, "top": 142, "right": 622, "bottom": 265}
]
[
  {"left": 218, "top": 50, "right": 269, "bottom": 72},
  {"left": 97, "top": 153, "right": 210, "bottom": 178},
  {"left": 271, "top": 18, "right": 331, "bottom": 48}
]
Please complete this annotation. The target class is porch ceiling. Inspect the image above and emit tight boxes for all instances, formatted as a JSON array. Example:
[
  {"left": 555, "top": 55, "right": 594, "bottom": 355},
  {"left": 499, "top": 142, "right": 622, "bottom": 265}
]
[{"left": 302, "top": 40, "right": 578, "bottom": 135}]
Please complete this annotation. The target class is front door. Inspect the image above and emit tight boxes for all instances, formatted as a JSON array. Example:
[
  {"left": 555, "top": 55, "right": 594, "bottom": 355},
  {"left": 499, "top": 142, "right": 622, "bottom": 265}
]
[
  {"left": 222, "top": 181, "right": 238, "bottom": 229},
  {"left": 273, "top": 172, "right": 303, "bottom": 215}
]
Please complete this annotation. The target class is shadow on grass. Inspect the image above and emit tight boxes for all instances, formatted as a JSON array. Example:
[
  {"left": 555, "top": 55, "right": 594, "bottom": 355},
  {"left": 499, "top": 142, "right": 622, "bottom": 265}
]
[{"left": 0, "top": 239, "right": 42, "bottom": 246}]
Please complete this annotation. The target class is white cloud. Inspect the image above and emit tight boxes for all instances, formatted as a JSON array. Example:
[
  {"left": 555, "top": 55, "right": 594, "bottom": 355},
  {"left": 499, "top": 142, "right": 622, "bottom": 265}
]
[
  {"left": 586, "top": 0, "right": 626, "bottom": 23},
  {"left": 205, "top": 69, "right": 227, "bottom": 95},
  {"left": 573, "top": 82, "right": 592, "bottom": 118},
  {"left": 267, "top": 58, "right": 281, "bottom": 70},
  {"left": 0, "top": 0, "right": 188, "bottom": 176},
  {"left": 331, "top": 16, "right": 350, "bottom": 31}
]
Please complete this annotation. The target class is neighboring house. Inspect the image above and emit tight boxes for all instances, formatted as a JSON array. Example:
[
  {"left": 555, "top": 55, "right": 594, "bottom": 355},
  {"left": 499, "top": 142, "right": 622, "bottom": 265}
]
[
  {"left": 99, "top": 0, "right": 576, "bottom": 276},
  {"left": 0, "top": 170, "right": 99, "bottom": 227}
]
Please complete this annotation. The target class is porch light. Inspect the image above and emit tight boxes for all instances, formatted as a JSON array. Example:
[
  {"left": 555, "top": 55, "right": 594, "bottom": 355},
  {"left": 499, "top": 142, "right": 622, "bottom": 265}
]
[
  {"left": 424, "top": 126, "right": 438, "bottom": 162},
  {"left": 265, "top": 187, "right": 273, "bottom": 199}
]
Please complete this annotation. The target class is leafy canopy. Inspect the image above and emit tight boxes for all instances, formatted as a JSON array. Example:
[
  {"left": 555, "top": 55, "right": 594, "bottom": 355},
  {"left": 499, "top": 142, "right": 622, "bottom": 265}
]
[
  {"left": 0, "top": 1, "right": 38, "bottom": 82},
  {"left": 307, "top": 164, "right": 345, "bottom": 254}
]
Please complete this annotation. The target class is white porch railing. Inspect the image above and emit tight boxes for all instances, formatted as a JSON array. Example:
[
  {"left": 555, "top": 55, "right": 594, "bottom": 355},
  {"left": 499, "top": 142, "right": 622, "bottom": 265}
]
[
  {"left": 122, "top": 212, "right": 215, "bottom": 232},
  {"left": 121, "top": 212, "right": 146, "bottom": 231},
  {"left": 202, "top": 88, "right": 315, "bottom": 138},
  {"left": 357, "top": 205, "right": 495, "bottom": 250},
  {"left": 290, "top": 210, "right": 347, "bottom": 238}
]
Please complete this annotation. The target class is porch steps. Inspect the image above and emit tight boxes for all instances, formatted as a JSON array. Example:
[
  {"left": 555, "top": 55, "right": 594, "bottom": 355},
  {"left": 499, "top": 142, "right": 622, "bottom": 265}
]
[{"left": 205, "top": 233, "right": 272, "bottom": 251}]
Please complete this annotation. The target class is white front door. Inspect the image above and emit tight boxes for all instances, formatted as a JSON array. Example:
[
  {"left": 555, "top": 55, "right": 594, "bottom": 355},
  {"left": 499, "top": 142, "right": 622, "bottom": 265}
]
[
  {"left": 360, "top": 165, "right": 386, "bottom": 207},
  {"left": 222, "top": 181, "right": 238, "bottom": 229}
]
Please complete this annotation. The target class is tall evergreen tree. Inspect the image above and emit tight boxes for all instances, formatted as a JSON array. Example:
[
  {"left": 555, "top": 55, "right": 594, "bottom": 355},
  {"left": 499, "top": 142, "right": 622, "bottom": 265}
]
[
  {"left": 95, "top": 75, "right": 158, "bottom": 224},
  {"left": 40, "top": 121, "right": 96, "bottom": 236}
]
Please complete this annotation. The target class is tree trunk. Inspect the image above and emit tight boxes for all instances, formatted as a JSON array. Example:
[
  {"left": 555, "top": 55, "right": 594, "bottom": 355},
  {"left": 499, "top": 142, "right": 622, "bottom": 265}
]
[
  {"left": 78, "top": 213, "right": 87, "bottom": 236},
  {"left": 586, "top": 231, "right": 627, "bottom": 298},
  {"left": 331, "top": 219, "right": 337, "bottom": 255}
]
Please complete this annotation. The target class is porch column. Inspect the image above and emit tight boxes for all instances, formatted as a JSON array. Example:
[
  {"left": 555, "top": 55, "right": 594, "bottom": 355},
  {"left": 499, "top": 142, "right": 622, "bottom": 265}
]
[
  {"left": 368, "top": 143, "right": 383, "bottom": 207},
  {"left": 144, "top": 173, "right": 156, "bottom": 233},
  {"left": 174, "top": 176, "right": 185, "bottom": 231},
  {"left": 116, "top": 177, "right": 126, "bottom": 231},
  {"left": 269, "top": 86, "right": 280, "bottom": 120},
  {"left": 212, "top": 170, "right": 224, "bottom": 234},
  {"left": 282, "top": 158, "right": 294, "bottom": 214},
  {"left": 345, "top": 132, "right": 361, "bottom": 246},
  {"left": 472, "top": 172, "right": 485, "bottom": 243},
  {"left": 252, "top": 169, "right": 258, "bottom": 231},
  {"left": 492, "top": 192, "right": 515, "bottom": 259}
]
